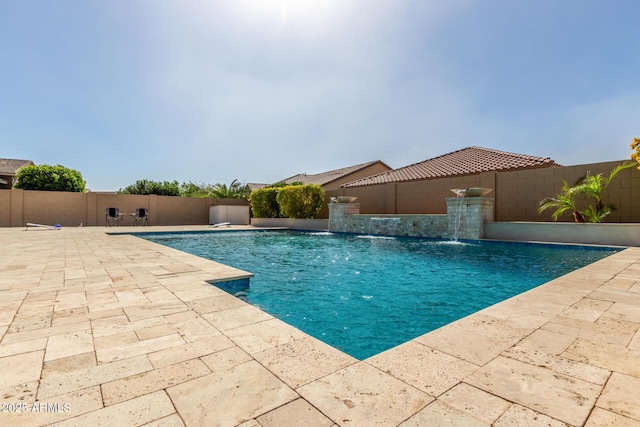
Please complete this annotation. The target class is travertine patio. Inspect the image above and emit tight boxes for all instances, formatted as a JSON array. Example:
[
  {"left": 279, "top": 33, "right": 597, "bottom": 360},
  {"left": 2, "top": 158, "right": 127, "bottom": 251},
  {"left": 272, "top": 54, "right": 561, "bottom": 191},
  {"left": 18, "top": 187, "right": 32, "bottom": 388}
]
[{"left": 0, "top": 226, "right": 639, "bottom": 426}]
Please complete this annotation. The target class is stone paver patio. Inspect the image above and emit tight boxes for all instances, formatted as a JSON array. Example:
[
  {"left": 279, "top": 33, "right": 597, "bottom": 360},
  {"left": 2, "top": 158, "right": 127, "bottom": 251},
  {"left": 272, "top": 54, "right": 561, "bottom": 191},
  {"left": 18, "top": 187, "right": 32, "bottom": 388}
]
[{"left": 0, "top": 225, "right": 639, "bottom": 426}]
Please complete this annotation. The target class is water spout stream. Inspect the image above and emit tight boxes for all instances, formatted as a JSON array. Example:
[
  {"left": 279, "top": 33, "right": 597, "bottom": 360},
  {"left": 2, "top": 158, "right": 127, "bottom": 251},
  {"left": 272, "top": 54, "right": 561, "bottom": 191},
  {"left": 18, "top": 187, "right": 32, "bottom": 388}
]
[{"left": 453, "top": 189, "right": 466, "bottom": 241}]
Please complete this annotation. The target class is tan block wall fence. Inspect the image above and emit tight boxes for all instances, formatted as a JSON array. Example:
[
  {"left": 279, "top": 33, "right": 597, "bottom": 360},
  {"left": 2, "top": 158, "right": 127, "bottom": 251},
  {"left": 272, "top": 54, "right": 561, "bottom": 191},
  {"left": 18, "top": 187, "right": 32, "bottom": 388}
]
[
  {"left": 2, "top": 159, "right": 639, "bottom": 227},
  {"left": 339, "top": 159, "right": 640, "bottom": 223},
  {"left": 494, "top": 160, "right": 640, "bottom": 222},
  {"left": 0, "top": 190, "right": 249, "bottom": 227}
]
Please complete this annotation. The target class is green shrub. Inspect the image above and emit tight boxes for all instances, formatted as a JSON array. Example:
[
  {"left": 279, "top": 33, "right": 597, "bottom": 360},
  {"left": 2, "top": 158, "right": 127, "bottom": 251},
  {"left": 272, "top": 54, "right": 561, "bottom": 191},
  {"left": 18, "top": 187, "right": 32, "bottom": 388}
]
[
  {"left": 250, "top": 187, "right": 282, "bottom": 218},
  {"left": 13, "top": 164, "right": 86, "bottom": 192},
  {"left": 277, "top": 184, "right": 324, "bottom": 219},
  {"left": 118, "top": 179, "right": 180, "bottom": 196}
]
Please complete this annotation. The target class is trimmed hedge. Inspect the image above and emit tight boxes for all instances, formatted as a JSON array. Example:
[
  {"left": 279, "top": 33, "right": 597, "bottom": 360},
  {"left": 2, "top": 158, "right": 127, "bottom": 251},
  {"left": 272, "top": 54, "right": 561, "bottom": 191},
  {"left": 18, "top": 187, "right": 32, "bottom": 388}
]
[
  {"left": 250, "top": 184, "right": 325, "bottom": 219},
  {"left": 277, "top": 184, "right": 324, "bottom": 219},
  {"left": 250, "top": 187, "right": 282, "bottom": 218}
]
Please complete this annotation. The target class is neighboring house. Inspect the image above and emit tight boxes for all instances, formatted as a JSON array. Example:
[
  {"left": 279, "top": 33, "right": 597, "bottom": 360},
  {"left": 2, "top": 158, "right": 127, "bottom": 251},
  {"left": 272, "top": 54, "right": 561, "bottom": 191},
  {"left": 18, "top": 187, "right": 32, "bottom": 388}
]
[
  {"left": 0, "top": 158, "right": 34, "bottom": 189},
  {"left": 278, "top": 160, "right": 392, "bottom": 192},
  {"left": 247, "top": 183, "right": 269, "bottom": 192},
  {"left": 340, "top": 146, "right": 560, "bottom": 215}
]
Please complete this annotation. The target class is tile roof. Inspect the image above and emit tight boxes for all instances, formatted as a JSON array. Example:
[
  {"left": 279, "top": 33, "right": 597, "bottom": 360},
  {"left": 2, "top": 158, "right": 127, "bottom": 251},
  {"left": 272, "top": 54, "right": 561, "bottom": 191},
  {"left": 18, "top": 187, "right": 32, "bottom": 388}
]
[
  {"left": 278, "top": 160, "right": 391, "bottom": 186},
  {"left": 0, "top": 158, "right": 33, "bottom": 175},
  {"left": 247, "top": 183, "right": 269, "bottom": 192},
  {"left": 343, "top": 146, "right": 560, "bottom": 187}
]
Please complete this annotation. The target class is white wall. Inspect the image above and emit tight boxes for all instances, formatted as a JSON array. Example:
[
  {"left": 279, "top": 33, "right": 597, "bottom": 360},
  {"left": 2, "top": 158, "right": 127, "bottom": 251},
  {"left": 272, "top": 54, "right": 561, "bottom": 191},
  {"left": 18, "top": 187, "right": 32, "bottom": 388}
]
[{"left": 209, "top": 205, "right": 250, "bottom": 225}]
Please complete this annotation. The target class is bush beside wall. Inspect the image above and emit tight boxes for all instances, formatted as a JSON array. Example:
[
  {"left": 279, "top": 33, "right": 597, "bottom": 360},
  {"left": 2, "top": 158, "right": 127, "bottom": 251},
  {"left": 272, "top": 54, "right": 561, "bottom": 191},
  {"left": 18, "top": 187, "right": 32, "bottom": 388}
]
[
  {"left": 250, "top": 187, "right": 282, "bottom": 218},
  {"left": 277, "top": 184, "right": 324, "bottom": 219},
  {"left": 250, "top": 184, "right": 325, "bottom": 219}
]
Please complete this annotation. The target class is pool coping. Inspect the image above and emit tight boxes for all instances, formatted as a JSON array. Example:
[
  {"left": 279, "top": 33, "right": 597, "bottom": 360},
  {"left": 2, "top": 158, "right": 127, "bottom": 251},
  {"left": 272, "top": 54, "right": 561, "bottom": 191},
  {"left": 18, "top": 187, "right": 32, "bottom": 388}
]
[{"left": 1, "top": 225, "right": 639, "bottom": 426}]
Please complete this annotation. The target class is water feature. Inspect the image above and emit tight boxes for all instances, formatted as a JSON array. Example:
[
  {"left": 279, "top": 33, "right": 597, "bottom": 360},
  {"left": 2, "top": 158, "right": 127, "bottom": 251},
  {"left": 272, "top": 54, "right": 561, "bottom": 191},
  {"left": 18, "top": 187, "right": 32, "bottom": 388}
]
[
  {"left": 368, "top": 217, "right": 401, "bottom": 235},
  {"left": 141, "top": 230, "right": 619, "bottom": 359}
]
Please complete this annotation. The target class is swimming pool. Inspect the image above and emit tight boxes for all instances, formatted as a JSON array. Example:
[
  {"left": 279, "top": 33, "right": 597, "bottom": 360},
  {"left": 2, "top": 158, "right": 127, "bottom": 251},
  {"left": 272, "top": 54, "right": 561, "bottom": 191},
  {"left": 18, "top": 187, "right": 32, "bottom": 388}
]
[{"left": 142, "top": 231, "right": 619, "bottom": 359}]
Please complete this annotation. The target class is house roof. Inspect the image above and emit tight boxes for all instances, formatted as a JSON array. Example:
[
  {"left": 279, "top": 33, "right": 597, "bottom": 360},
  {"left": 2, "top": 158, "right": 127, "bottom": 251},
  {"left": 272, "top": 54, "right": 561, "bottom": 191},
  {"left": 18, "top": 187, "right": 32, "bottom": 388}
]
[
  {"left": 247, "top": 183, "right": 269, "bottom": 192},
  {"left": 278, "top": 160, "right": 391, "bottom": 187},
  {"left": 343, "top": 146, "right": 560, "bottom": 188},
  {"left": 0, "top": 158, "right": 33, "bottom": 175}
]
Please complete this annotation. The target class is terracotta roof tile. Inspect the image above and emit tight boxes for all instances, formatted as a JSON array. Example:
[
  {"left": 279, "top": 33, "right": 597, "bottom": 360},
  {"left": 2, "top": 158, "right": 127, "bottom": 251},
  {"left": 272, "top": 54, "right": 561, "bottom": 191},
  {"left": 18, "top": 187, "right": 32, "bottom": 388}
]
[{"left": 343, "top": 146, "right": 559, "bottom": 187}]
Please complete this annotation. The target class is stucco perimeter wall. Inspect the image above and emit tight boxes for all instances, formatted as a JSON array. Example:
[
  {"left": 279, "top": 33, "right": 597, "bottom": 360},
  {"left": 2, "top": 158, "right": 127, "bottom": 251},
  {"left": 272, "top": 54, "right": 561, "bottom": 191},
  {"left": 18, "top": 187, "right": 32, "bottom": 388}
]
[
  {"left": 339, "top": 159, "right": 640, "bottom": 223},
  {"left": 0, "top": 189, "right": 249, "bottom": 227},
  {"left": 0, "top": 190, "right": 10, "bottom": 227},
  {"left": 485, "top": 222, "right": 640, "bottom": 247},
  {"left": 334, "top": 183, "right": 396, "bottom": 214},
  {"left": 341, "top": 173, "right": 496, "bottom": 215},
  {"left": 22, "top": 191, "right": 87, "bottom": 227},
  {"left": 396, "top": 173, "right": 495, "bottom": 214}
]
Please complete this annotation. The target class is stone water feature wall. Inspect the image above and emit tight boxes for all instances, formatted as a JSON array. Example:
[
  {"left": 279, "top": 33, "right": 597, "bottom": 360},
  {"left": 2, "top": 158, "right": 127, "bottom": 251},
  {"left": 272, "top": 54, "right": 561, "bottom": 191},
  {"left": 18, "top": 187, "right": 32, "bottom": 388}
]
[
  {"left": 329, "top": 196, "right": 494, "bottom": 240},
  {"left": 445, "top": 196, "right": 494, "bottom": 240}
]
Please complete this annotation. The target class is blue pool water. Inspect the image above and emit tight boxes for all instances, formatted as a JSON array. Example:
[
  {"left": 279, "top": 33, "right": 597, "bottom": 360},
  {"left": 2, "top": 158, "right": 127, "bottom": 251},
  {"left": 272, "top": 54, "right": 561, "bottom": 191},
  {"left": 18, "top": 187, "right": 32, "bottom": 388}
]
[{"left": 141, "top": 231, "right": 619, "bottom": 359}]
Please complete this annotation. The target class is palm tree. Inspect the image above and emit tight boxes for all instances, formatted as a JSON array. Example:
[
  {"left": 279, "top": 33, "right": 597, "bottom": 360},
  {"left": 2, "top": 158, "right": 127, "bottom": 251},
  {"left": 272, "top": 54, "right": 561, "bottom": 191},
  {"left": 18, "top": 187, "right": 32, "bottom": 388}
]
[
  {"left": 571, "top": 162, "right": 635, "bottom": 222},
  {"left": 580, "top": 205, "right": 614, "bottom": 224},
  {"left": 538, "top": 180, "right": 585, "bottom": 222},
  {"left": 209, "top": 179, "right": 250, "bottom": 199}
]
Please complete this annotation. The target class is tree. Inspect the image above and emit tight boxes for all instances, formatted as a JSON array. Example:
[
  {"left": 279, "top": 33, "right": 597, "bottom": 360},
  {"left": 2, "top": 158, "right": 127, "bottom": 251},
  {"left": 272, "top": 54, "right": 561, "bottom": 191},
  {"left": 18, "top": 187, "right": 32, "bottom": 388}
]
[
  {"left": 118, "top": 179, "right": 180, "bottom": 196},
  {"left": 630, "top": 137, "right": 640, "bottom": 169},
  {"left": 13, "top": 164, "right": 86, "bottom": 192},
  {"left": 209, "top": 179, "right": 250, "bottom": 199},
  {"left": 538, "top": 181, "right": 584, "bottom": 222},
  {"left": 180, "top": 181, "right": 213, "bottom": 198}
]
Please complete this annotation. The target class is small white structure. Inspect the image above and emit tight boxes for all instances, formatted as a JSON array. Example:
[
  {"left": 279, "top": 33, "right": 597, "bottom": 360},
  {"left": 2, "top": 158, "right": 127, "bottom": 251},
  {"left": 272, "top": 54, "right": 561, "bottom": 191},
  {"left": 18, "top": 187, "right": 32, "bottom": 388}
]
[{"left": 209, "top": 205, "right": 250, "bottom": 225}]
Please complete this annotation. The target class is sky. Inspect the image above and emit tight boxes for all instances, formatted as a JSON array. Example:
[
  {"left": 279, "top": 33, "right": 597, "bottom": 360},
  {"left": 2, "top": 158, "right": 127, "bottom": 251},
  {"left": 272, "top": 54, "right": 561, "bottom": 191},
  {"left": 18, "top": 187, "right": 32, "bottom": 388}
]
[{"left": 1, "top": 0, "right": 639, "bottom": 191}]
